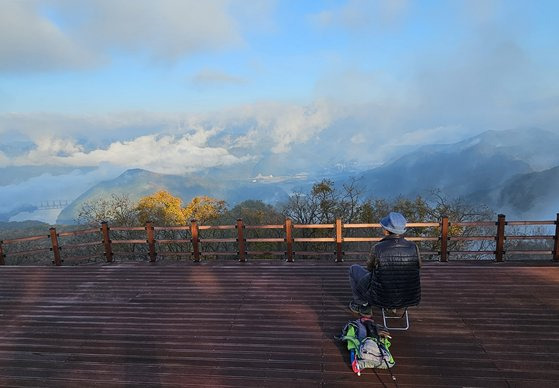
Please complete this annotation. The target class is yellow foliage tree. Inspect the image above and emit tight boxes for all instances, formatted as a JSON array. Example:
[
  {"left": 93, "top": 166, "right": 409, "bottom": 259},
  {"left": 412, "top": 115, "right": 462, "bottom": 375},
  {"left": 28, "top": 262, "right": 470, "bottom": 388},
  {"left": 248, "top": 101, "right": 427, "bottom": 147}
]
[
  {"left": 136, "top": 190, "right": 187, "bottom": 226},
  {"left": 183, "top": 195, "right": 227, "bottom": 224}
]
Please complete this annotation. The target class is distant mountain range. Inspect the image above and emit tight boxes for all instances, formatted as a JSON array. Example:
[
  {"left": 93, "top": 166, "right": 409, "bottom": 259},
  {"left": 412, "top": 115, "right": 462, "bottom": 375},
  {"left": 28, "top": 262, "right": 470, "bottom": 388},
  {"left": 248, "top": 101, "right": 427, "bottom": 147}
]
[
  {"left": 492, "top": 165, "right": 559, "bottom": 218},
  {"left": 56, "top": 169, "right": 292, "bottom": 224},
  {"left": 53, "top": 128, "right": 559, "bottom": 224},
  {"left": 355, "top": 128, "right": 559, "bottom": 218}
]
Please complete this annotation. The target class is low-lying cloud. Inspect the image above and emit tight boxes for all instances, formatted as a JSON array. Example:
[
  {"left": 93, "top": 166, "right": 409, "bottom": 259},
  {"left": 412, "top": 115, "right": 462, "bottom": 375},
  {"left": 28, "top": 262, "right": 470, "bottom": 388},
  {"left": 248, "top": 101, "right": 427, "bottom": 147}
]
[
  {"left": 0, "top": 100, "right": 367, "bottom": 178},
  {"left": 0, "top": 165, "right": 122, "bottom": 214},
  {"left": 0, "top": 102, "right": 341, "bottom": 174},
  {"left": 6, "top": 133, "right": 254, "bottom": 175},
  {"left": 3, "top": 84, "right": 557, "bottom": 178}
]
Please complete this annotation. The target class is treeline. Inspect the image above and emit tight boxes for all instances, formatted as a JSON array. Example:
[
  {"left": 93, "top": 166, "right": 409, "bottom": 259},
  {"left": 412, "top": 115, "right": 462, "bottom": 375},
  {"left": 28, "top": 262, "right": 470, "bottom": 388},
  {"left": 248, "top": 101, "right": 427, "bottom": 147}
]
[
  {"left": 76, "top": 178, "right": 495, "bottom": 227},
  {"left": 2, "top": 179, "right": 554, "bottom": 265},
  {"left": 68, "top": 179, "right": 500, "bottom": 262}
]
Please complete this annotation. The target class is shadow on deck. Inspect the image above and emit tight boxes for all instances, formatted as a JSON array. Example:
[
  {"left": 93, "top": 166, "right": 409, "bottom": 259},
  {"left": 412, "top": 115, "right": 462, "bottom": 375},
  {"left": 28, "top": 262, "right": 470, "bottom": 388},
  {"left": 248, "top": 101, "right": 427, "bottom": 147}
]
[{"left": 1, "top": 261, "right": 559, "bottom": 387}]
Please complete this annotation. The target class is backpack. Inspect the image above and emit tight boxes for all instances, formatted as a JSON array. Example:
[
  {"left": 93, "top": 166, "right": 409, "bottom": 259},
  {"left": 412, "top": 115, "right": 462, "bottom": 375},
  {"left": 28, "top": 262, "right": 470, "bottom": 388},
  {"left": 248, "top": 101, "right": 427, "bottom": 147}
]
[{"left": 338, "top": 317, "right": 395, "bottom": 375}]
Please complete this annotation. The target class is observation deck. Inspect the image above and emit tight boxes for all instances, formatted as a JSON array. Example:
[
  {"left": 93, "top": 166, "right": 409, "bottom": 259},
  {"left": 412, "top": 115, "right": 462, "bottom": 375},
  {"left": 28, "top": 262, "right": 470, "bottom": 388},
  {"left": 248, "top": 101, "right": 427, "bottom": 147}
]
[{"left": 1, "top": 261, "right": 558, "bottom": 387}]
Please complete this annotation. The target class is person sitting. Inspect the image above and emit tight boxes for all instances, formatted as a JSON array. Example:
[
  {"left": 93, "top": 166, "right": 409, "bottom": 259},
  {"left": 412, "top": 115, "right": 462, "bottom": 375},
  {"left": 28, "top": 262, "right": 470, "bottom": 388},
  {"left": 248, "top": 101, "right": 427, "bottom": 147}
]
[{"left": 348, "top": 212, "right": 421, "bottom": 317}]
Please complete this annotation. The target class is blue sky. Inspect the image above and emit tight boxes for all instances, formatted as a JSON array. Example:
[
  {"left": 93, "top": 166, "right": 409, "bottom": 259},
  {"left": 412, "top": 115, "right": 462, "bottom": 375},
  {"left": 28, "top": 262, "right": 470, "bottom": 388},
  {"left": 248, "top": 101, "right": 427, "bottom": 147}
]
[{"left": 0, "top": 0, "right": 558, "bottom": 176}]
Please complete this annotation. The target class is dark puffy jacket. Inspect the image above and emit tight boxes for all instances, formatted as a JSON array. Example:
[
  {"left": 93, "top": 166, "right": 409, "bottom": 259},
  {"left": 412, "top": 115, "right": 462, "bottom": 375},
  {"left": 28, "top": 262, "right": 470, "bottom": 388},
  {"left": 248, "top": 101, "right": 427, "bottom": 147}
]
[{"left": 357, "top": 235, "right": 421, "bottom": 308}]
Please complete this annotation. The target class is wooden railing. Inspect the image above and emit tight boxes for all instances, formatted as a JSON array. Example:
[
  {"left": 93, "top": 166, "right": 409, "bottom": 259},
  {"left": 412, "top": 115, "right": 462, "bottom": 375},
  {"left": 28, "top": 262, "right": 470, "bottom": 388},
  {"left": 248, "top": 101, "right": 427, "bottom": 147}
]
[{"left": 1, "top": 214, "right": 558, "bottom": 265}]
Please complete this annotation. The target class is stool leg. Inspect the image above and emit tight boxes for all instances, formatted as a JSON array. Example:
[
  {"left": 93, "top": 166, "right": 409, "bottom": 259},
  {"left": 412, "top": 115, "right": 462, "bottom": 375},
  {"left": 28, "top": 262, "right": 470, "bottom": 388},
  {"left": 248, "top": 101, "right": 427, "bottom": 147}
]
[{"left": 382, "top": 308, "right": 410, "bottom": 331}]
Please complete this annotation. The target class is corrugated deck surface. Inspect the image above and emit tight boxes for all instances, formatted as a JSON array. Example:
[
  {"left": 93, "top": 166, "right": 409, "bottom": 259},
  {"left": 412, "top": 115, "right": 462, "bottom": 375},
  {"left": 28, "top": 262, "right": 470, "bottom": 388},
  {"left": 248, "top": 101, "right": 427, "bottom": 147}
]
[{"left": 1, "top": 261, "right": 559, "bottom": 387}]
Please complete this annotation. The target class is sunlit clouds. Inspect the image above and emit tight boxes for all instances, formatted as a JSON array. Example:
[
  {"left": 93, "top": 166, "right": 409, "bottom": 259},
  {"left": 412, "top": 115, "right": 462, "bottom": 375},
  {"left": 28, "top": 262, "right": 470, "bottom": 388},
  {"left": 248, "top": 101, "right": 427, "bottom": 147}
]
[{"left": 7, "top": 133, "right": 254, "bottom": 175}]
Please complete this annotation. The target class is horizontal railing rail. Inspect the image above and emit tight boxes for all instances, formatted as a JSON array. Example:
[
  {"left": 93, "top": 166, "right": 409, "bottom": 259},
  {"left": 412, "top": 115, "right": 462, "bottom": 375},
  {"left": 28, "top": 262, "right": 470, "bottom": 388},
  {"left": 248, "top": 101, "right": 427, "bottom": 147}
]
[{"left": 1, "top": 213, "right": 558, "bottom": 265}]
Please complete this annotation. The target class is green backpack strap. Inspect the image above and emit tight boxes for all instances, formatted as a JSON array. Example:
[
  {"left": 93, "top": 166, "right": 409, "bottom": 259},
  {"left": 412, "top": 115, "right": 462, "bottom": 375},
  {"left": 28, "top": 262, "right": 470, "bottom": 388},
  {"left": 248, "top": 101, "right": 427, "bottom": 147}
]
[{"left": 341, "top": 325, "right": 360, "bottom": 352}]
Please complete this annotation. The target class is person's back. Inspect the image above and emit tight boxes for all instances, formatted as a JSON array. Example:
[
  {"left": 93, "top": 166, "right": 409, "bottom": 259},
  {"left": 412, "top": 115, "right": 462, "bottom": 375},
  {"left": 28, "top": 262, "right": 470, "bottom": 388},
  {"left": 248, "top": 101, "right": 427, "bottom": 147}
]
[
  {"left": 349, "top": 212, "right": 421, "bottom": 316},
  {"left": 370, "top": 234, "right": 421, "bottom": 308}
]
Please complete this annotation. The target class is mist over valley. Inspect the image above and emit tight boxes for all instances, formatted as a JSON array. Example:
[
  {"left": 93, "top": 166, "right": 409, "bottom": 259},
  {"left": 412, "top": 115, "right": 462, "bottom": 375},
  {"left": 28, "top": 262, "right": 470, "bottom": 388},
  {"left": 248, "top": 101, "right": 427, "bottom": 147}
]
[{"left": 2, "top": 127, "right": 558, "bottom": 226}]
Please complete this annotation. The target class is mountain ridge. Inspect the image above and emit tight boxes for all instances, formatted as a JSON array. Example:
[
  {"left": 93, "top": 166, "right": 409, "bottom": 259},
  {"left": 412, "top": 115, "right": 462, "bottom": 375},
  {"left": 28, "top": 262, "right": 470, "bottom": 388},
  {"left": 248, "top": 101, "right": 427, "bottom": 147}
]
[
  {"left": 2, "top": 127, "right": 556, "bottom": 224},
  {"left": 56, "top": 169, "right": 291, "bottom": 224},
  {"left": 355, "top": 128, "right": 559, "bottom": 206}
]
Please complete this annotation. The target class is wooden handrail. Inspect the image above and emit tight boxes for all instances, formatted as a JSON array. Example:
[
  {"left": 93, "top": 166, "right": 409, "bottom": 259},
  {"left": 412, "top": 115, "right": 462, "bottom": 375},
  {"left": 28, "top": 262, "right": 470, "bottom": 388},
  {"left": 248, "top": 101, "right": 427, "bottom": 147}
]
[
  {"left": 146, "top": 222, "right": 156, "bottom": 262},
  {"left": 1, "top": 213, "right": 558, "bottom": 265},
  {"left": 199, "top": 225, "right": 235, "bottom": 230},
  {"left": 335, "top": 219, "right": 343, "bottom": 262},
  {"left": 554, "top": 213, "right": 559, "bottom": 262},
  {"left": 2, "top": 235, "right": 50, "bottom": 244},
  {"left": 154, "top": 226, "right": 190, "bottom": 231},
  {"left": 440, "top": 216, "right": 449, "bottom": 262},
  {"left": 451, "top": 221, "right": 497, "bottom": 227},
  {"left": 101, "top": 222, "right": 113, "bottom": 263},
  {"left": 111, "top": 240, "right": 146, "bottom": 244},
  {"left": 285, "top": 218, "right": 293, "bottom": 262},
  {"left": 190, "top": 219, "right": 200, "bottom": 262},
  {"left": 507, "top": 220, "right": 556, "bottom": 226},
  {"left": 49, "top": 228, "right": 62, "bottom": 266},
  {"left": 237, "top": 219, "right": 246, "bottom": 262},
  {"left": 62, "top": 241, "right": 101, "bottom": 249},
  {"left": 57, "top": 228, "right": 99, "bottom": 237},
  {"left": 293, "top": 224, "right": 334, "bottom": 229},
  {"left": 4, "top": 247, "right": 51, "bottom": 257},
  {"left": 245, "top": 225, "right": 284, "bottom": 229},
  {"left": 496, "top": 214, "right": 506, "bottom": 262}
]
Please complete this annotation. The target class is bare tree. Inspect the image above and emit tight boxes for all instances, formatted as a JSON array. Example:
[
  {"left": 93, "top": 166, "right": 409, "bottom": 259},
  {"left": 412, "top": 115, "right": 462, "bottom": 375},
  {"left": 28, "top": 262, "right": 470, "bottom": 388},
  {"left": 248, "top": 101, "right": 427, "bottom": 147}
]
[{"left": 76, "top": 193, "right": 138, "bottom": 226}]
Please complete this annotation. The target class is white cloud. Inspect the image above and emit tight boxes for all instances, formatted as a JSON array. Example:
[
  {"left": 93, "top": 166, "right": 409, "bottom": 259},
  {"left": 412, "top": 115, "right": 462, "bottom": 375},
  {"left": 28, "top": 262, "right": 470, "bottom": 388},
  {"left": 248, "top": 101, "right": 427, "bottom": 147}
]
[
  {"left": 0, "top": 102, "right": 344, "bottom": 176},
  {"left": 313, "top": 68, "right": 401, "bottom": 104},
  {"left": 229, "top": 130, "right": 259, "bottom": 149},
  {"left": 7, "top": 133, "right": 253, "bottom": 175},
  {"left": 350, "top": 133, "right": 366, "bottom": 144},
  {"left": 20, "top": 136, "right": 84, "bottom": 163},
  {"left": 3, "top": 82, "right": 557, "bottom": 179},
  {"left": 0, "top": 0, "right": 247, "bottom": 72},
  {"left": 230, "top": 0, "right": 277, "bottom": 33},
  {"left": 0, "top": 1, "right": 95, "bottom": 72},
  {"left": 70, "top": 0, "right": 243, "bottom": 61},
  {"left": 0, "top": 111, "right": 183, "bottom": 144},
  {"left": 269, "top": 103, "right": 335, "bottom": 153},
  {"left": 395, "top": 125, "right": 465, "bottom": 146},
  {"left": 310, "top": 0, "right": 409, "bottom": 31},
  {"left": 231, "top": 101, "right": 338, "bottom": 154},
  {"left": 0, "top": 150, "right": 8, "bottom": 165}
]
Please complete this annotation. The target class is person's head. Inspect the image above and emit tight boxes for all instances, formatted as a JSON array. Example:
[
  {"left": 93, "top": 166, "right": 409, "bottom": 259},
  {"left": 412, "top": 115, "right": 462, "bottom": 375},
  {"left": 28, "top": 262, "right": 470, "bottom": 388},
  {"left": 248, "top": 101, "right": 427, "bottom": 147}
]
[{"left": 380, "top": 212, "right": 407, "bottom": 235}]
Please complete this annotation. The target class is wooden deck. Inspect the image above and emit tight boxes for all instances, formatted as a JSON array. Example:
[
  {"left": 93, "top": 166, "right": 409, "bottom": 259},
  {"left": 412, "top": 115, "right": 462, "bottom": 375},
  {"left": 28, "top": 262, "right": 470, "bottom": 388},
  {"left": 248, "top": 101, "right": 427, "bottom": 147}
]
[{"left": 1, "top": 261, "right": 559, "bottom": 387}]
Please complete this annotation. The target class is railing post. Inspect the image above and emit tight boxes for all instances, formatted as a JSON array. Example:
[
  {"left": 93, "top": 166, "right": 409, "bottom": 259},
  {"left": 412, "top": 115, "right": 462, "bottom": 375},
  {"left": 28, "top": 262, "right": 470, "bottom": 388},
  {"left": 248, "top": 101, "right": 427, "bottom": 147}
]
[
  {"left": 495, "top": 214, "right": 506, "bottom": 262},
  {"left": 285, "top": 218, "right": 293, "bottom": 262},
  {"left": 101, "top": 221, "right": 113, "bottom": 263},
  {"left": 190, "top": 219, "right": 200, "bottom": 262},
  {"left": 335, "top": 218, "right": 343, "bottom": 262},
  {"left": 145, "top": 221, "right": 157, "bottom": 262},
  {"left": 236, "top": 219, "right": 246, "bottom": 262},
  {"left": 49, "top": 227, "right": 62, "bottom": 266},
  {"left": 440, "top": 216, "right": 449, "bottom": 262},
  {"left": 553, "top": 213, "right": 559, "bottom": 262},
  {"left": 0, "top": 240, "right": 4, "bottom": 265}
]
